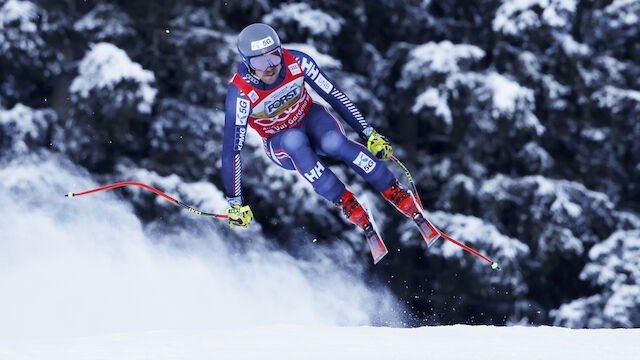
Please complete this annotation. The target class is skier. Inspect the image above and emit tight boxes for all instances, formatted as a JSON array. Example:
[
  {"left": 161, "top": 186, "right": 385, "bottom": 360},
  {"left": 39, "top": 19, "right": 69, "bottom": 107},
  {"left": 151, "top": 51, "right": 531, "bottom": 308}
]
[{"left": 222, "top": 23, "right": 437, "bottom": 260}]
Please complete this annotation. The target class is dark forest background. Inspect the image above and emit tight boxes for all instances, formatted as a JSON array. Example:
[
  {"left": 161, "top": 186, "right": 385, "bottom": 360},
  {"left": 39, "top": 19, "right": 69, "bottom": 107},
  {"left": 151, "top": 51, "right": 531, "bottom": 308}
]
[{"left": 1, "top": 0, "right": 639, "bottom": 328}]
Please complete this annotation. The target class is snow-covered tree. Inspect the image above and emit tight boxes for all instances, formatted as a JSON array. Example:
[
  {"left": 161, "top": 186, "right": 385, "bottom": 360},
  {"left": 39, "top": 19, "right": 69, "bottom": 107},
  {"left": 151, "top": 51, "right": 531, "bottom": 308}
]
[
  {"left": 0, "top": 103, "right": 55, "bottom": 156},
  {"left": 0, "top": 0, "right": 62, "bottom": 105},
  {"left": 553, "top": 229, "right": 640, "bottom": 328},
  {"left": 55, "top": 42, "right": 157, "bottom": 171}
]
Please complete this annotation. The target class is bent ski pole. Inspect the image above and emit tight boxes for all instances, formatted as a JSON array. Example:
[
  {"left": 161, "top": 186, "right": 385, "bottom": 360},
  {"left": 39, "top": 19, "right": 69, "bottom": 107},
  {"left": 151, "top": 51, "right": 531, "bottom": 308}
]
[
  {"left": 66, "top": 182, "right": 228, "bottom": 218},
  {"left": 390, "top": 156, "right": 500, "bottom": 270}
]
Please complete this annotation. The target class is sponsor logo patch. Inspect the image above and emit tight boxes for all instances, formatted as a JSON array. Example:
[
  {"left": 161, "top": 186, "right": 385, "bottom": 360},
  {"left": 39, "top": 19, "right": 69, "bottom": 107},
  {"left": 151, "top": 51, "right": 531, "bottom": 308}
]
[
  {"left": 250, "top": 36, "right": 275, "bottom": 51},
  {"left": 314, "top": 73, "right": 333, "bottom": 94},
  {"left": 234, "top": 127, "right": 246, "bottom": 151},
  {"left": 243, "top": 73, "right": 260, "bottom": 85},
  {"left": 353, "top": 152, "right": 376, "bottom": 174},
  {"left": 288, "top": 63, "right": 301, "bottom": 76},
  {"left": 304, "top": 161, "right": 325, "bottom": 183},
  {"left": 235, "top": 98, "right": 250, "bottom": 125},
  {"left": 247, "top": 90, "right": 259, "bottom": 102},
  {"left": 264, "top": 86, "right": 301, "bottom": 116}
]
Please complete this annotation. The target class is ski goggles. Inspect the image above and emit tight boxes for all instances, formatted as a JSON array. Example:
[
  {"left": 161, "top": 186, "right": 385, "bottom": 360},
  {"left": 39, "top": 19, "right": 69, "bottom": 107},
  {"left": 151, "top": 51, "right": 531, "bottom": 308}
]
[{"left": 249, "top": 49, "right": 282, "bottom": 71}]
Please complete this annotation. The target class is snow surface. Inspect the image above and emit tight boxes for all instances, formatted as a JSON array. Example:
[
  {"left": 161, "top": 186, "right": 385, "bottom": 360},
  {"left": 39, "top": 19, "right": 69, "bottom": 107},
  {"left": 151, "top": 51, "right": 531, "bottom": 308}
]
[
  {"left": 4, "top": 153, "right": 634, "bottom": 359},
  {"left": 0, "top": 324, "right": 637, "bottom": 360},
  {"left": 0, "top": 152, "right": 401, "bottom": 339}
]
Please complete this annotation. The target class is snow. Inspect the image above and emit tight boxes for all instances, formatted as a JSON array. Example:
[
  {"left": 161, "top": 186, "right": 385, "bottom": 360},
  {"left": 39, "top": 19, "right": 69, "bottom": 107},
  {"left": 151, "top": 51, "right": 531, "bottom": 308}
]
[
  {"left": 0, "top": 103, "right": 53, "bottom": 154},
  {"left": 493, "top": 0, "right": 577, "bottom": 35},
  {"left": 555, "top": 33, "right": 590, "bottom": 57},
  {"left": 401, "top": 40, "right": 485, "bottom": 81},
  {"left": 263, "top": 3, "right": 343, "bottom": 37},
  {"left": 69, "top": 42, "right": 157, "bottom": 114},
  {"left": 592, "top": 85, "right": 640, "bottom": 114},
  {"left": 0, "top": 152, "right": 401, "bottom": 340},
  {"left": 285, "top": 43, "right": 342, "bottom": 69},
  {"left": 553, "top": 230, "right": 640, "bottom": 327},
  {"left": 0, "top": 0, "right": 38, "bottom": 32},
  {"left": 0, "top": 324, "right": 637, "bottom": 359},
  {"left": 601, "top": 0, "right": 640, "bottom": 28},
  {"left": 412, "top": 87, "right": 452, "bottom": 125},
  {"left": 73, "top": 3, "right": 136, "bottom": 40},
  {"left": 485, "top": 72, "right": 534, "bottom": 115}
]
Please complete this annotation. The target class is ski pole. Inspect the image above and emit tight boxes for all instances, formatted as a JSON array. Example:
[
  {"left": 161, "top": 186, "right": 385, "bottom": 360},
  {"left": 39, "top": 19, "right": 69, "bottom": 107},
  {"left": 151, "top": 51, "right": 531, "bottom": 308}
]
[
  {"left": 390, "top": 156, "right": 500, "bottom": 270},
  {"left": 66, "top": 182, "right": 229, "bottom": 218}
]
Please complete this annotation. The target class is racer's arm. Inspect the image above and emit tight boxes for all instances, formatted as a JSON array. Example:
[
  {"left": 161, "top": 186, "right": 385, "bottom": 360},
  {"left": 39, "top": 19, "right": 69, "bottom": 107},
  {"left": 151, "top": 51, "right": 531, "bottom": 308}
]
[
  {"left": 290, "top": 50, "right": 373, "bottom": 137},
  {"left": 222, "top": 84, "right": 251, "bottom": 206},
  {"left": 290, "top": 49, "right": 391, "bottom": 159}
]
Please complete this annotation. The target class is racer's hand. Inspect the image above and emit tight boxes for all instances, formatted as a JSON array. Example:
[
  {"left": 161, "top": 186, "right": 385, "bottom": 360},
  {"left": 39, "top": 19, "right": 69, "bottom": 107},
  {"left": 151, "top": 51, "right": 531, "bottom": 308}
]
[
  {"left": 366, "top": 130, "right": 393, "bottom": 161},
  {"left": 227, "top": 204, "right": 253, "bottom": 228}
]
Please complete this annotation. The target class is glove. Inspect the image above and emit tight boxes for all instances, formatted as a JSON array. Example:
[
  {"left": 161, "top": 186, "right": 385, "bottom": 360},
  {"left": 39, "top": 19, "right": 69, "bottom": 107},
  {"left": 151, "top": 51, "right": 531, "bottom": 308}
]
[
  {"left": 227, "top": 204, "right": 254, "bottom": 228},
  {"left": 365, "top": 127, "right": 393, "bottom": 160}
]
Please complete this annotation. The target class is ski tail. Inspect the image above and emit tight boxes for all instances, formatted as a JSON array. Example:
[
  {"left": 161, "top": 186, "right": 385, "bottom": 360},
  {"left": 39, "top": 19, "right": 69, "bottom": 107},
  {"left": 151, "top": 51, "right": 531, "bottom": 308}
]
[
  {"left": 410, "top": 191, "right": 441, "bottom": 247},
  {"left": 364, "top": 225, "right": 387, "bottom": 264},
  {"left": 362, "top": 200, "right": 388, "bottom": 264}
]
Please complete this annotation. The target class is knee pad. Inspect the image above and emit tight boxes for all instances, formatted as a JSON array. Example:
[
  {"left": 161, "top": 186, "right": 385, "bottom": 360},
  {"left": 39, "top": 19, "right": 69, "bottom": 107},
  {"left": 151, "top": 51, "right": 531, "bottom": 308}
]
[
  {"left": 280, "top": 129, "right": 309, "bottom": 153},
  {"left": 320, "top": 130, "right": 347, "bottom": 156}
]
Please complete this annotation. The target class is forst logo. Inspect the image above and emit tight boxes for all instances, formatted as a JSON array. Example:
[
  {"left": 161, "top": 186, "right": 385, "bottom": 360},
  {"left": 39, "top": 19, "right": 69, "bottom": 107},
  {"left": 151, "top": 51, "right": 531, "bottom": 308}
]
[{"left": 265, "top": 87, "right": 300, "bottom": 116}]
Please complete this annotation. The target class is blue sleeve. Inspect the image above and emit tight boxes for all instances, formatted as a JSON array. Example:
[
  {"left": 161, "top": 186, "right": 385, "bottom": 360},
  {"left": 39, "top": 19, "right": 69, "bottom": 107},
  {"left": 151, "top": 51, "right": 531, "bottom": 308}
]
[
  {"left": 290, "top": 49, "right": 370, "bottom": 135},
  {"left": 222, "top": 84, "right": 251, "bottom": 200}
]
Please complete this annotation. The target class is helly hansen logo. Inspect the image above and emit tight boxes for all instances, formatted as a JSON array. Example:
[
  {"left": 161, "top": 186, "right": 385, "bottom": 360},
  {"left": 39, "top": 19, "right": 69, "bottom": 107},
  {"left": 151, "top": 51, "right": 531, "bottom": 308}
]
[
  {"left": 304, "top": 161, "right": 325, "bottom": 182},
  {"left": 299, "top": 57, "right": 319, "bottom": 80},
  {"left": 353, "top": 152, "right": 376, "bottom": 174}
]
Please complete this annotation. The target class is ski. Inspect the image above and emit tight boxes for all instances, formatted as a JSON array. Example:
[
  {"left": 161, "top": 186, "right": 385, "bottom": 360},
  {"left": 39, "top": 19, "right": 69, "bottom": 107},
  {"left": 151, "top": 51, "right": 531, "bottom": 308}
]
[
  {"left": 410, "top": 192, "right": 441, "bottom": 247},
  {"left": 361, "top": 200, "right": 388, "bottom": 264},
  {"left": 363, "top": 224, "right": 387, "bottom": 264}
]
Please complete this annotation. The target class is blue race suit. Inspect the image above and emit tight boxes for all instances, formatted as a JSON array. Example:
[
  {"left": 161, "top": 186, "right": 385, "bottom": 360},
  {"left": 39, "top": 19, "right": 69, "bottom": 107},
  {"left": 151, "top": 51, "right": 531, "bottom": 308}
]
[{"left": 222, "top": 48, "right": 395, "bottom": 204}]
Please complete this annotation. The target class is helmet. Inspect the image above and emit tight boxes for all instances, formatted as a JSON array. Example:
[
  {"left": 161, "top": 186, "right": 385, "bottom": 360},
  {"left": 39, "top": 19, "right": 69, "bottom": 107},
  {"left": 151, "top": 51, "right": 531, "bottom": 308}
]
[{"left": 237, "top": 23, "right": 282, "bottom": 70}]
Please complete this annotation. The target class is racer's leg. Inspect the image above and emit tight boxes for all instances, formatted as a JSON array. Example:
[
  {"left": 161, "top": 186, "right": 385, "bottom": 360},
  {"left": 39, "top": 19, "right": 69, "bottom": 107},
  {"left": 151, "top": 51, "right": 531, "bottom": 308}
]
[
  {"left": 304, "top": 104, "right": 395, "bottom": 192},
  {"left": 266, "top": 127, "right": 345, "bottom": 202}
]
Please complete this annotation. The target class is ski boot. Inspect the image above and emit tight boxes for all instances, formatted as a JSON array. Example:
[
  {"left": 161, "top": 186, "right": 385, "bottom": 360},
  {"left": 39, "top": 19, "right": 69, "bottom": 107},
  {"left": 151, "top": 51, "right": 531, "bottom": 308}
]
[
  {"left": 336, "top": 189, "right": 388, "bottom": 264},
  {"left": 381, "top": 180, "right": 441, "bottom": 247}
]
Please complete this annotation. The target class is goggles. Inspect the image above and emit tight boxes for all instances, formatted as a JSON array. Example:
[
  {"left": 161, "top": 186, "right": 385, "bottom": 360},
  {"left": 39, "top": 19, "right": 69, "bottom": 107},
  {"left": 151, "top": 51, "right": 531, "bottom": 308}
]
[{"left": 249, "top": 49, "right": 282, "bottom": 71}]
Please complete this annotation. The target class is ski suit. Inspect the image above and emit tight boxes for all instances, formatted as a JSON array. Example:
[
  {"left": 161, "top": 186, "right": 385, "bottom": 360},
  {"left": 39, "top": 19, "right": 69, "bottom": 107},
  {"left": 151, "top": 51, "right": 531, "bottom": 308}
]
[{"left": 222, "top": 48, "right": 395, "bottom": 203}]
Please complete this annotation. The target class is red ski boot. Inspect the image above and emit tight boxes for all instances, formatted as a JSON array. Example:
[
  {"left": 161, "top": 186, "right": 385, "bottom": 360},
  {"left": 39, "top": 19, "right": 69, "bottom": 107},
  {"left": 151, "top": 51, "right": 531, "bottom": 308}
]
[
  {"left": 381, "top": 181, "right": 441, "bottom": 247},
  {"left": 381, "top": 181, "right": 420, "bottom": 218},
  {"left": 336, "top": 189, "right": 388, "bottom": 264}
]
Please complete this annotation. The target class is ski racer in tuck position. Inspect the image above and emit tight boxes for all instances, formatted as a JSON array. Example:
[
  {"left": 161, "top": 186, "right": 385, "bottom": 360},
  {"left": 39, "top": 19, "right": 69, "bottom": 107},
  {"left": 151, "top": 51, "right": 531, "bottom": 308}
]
[{"left": 222, "top": 23, "right": 439, "bottom": 262}]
